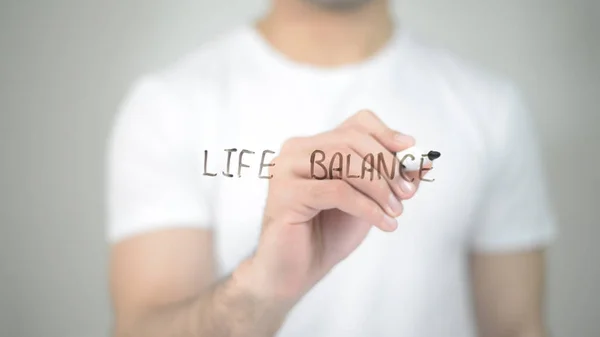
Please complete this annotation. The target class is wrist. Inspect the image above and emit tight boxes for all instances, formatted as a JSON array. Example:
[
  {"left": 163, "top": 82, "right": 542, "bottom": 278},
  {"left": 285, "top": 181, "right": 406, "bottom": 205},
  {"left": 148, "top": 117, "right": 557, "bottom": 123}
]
[{"left": 233, "top": 256, "right": 298, "bottom": 310}]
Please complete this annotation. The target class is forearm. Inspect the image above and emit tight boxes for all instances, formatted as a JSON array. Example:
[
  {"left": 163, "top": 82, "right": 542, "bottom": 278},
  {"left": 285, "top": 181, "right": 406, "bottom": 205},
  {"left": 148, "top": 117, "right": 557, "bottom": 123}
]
[
  {"left": 481, "top": 327, "right": 547, "bottom": 337},
  {"left": 115, "top": 258, "right": 293, "bottom": 337},
  {"left": 507, "top": 324, "right": 547, "bottom": 337}
]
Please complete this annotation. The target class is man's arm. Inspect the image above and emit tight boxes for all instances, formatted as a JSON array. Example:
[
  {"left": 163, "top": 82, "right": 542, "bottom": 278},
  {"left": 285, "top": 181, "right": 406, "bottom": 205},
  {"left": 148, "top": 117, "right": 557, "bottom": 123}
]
[
  {"left": 108, "top": 110, "right": 421, "bottom": 337},
  {"left": 109, "top": 228, "right": 291, "bottom": 337},
  {"left": 470, "top": 249, "right": 548, "bottom": 337}
]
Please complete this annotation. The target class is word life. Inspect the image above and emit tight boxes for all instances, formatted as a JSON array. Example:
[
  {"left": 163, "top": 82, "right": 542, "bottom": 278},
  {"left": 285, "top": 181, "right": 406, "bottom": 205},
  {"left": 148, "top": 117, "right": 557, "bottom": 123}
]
[{"left": 202, "top": 149, "right": 276, "bottom": 179}]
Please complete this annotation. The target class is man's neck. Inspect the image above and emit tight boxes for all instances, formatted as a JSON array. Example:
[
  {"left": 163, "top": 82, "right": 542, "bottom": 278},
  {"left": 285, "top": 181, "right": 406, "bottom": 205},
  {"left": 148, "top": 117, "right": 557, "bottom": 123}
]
[{"left": 256, "top": 0, "right": 394, "bottom": 67}]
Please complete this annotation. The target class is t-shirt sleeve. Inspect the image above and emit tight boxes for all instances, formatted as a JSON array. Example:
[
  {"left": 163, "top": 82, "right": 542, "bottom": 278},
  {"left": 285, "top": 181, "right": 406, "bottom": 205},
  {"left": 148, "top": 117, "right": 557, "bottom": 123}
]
[
  {"left": 106, "top": 75, "right": 212, "bottom": 243},
  {"left": 469, "top": 84, "right": 558, "bottom": 252}
]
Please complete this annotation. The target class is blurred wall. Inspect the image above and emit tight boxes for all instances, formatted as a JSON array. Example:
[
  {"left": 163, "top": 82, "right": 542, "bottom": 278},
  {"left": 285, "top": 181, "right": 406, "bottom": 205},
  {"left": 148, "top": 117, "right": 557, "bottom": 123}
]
[{"left": 0, "top": 1, "right": 598, "bottom": 336}]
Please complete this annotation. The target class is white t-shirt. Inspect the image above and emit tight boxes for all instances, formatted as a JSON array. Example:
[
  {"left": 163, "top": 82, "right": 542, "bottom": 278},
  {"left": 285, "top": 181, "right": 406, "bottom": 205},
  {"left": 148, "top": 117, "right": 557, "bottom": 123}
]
[{"left": 107, "top": 25, "right": 557, "bottom": 337}]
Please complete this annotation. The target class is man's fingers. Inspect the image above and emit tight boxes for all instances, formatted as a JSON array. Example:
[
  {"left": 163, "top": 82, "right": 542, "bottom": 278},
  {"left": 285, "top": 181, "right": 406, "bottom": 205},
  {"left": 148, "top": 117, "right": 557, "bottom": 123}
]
[
  {"left": 339, "top": 109, "right": 415, "bottom": 152},
  {"left": 271, "top": 109, "right": 426, "bottom": 229},
  {"left": 287, "top": 148, "right": 404, "bottom": 218},
  {"left": 337, "top": 109, "right": 420, "bottom": 199},
  {"left": 400, "top": 159, "right": 434, "bottom": 190},
  {"left": 289, "top": 128, "right": 419, "bottom": 200},
  {"left": 336, "top": 128, "right": 418, "bottom": 200},
  {"left": 301, "top": 179, "right": 398, "bottom": 232}
]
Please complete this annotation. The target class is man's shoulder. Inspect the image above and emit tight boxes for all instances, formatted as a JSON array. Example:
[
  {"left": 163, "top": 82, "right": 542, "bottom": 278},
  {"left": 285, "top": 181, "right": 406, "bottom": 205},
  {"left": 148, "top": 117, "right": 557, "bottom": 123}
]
[
  {"left": 123, "top": 25, "right": 251, "bottom": 119},
  {"left": 401, "top": 31, "right": 517, "bottom": 102},
  {"left": 155, "top": 25, "right": 249, "bottom": 87},
  {"left": 399, "top": 31, "right": 524, "bottom": 135},
  {"left": 397, "top": 32, "right": 529, "bottom": 158},
  {"left": 116, "top": 27, "right": 250, "bottom": 142}
]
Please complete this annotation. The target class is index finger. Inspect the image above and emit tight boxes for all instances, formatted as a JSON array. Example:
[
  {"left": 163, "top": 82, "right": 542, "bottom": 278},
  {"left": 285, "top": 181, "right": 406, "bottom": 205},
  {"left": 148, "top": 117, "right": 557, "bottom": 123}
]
[{"left": 338, "top": 109, "right": 415, "bottom": 152}]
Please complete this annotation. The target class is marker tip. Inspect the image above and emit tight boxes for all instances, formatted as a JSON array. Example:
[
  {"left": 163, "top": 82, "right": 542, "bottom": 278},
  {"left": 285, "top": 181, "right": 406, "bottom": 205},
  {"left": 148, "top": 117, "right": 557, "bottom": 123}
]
[{"left": 427, "top": 151, "right": 441, "bottom": 161}]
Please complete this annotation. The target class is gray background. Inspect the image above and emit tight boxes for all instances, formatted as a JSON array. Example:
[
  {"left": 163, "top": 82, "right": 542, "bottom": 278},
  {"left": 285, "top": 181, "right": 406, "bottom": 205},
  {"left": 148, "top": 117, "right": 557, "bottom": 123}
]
[{"left": 0, "top": 0, "right": 598, "bottom": 336}]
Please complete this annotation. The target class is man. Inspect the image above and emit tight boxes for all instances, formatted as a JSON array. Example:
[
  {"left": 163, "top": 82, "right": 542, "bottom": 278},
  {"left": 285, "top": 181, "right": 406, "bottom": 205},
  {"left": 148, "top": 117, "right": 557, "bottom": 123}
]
[{"left": 107, "top": 0, "right": 557, "bottom": 336}]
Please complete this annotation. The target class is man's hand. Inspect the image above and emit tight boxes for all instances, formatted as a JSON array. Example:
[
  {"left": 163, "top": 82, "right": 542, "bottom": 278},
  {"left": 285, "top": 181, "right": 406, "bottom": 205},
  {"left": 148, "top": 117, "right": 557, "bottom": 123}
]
[{"left": 242, "top": 109, "right": 423, "bottom": 302}]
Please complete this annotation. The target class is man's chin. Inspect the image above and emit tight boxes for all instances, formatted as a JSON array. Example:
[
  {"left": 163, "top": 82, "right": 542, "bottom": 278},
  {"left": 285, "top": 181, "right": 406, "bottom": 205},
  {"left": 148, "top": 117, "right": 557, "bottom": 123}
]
[{"left": 302, "top": 0, "right": 375, "bottom": 12}]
